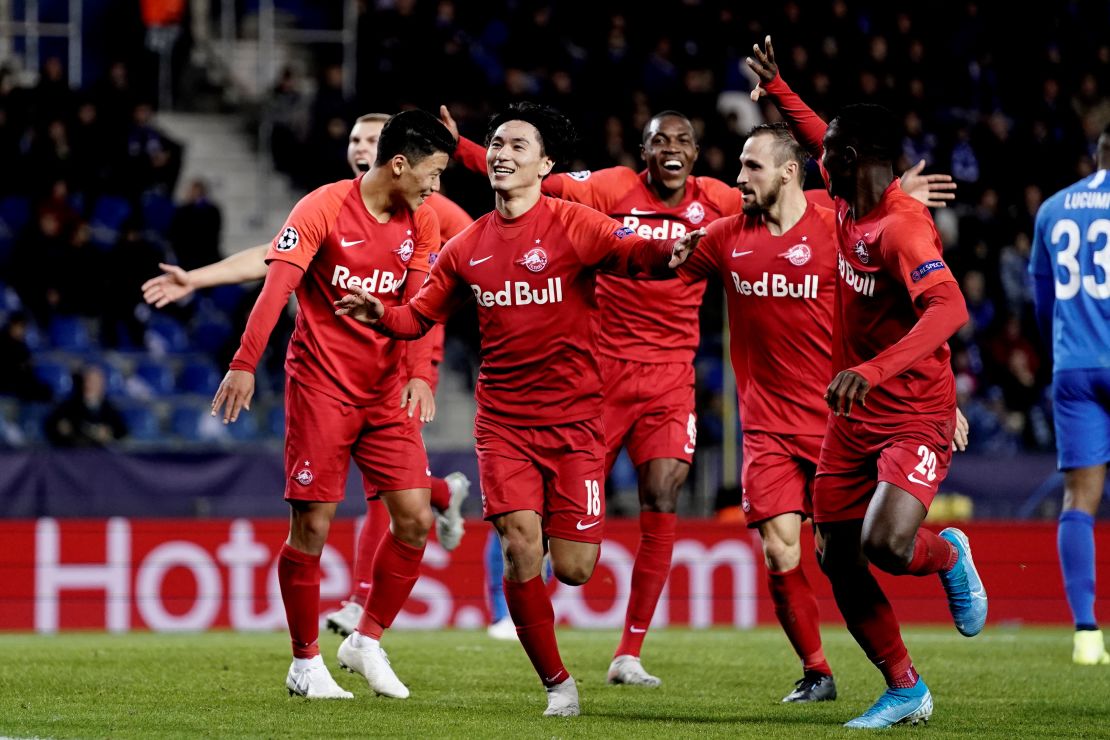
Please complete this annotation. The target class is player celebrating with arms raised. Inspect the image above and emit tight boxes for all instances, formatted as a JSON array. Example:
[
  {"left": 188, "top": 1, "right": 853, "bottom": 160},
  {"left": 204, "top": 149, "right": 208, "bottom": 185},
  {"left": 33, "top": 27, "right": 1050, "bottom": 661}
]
[
  {"left": 335, "top": 102, "right": 704, "bottom": 717},
  {"left": 212, "top": 110, "right": 455, "bottom": 701},
  {"left": 749, "top": 36, "right": 987, "bottom": 728}
]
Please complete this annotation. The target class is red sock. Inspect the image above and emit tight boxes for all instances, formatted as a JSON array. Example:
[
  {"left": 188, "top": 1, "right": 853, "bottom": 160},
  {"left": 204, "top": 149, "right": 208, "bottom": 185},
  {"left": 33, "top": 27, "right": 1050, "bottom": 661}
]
[
  {"left": 767, "top": 566, "right": 831, "bottom": 675},
  {"left": 357, "top": 532, "right": 425, "bottom": 639},
  {"left": 350, "top": 498, "right": 390, "bottom": 602},
  {"left": 504, "top": 576, "right": 568, "bottom": 686},
  {"left": 827, "top": 563, "right": 918, "bottom": 688},
  {"left": 615, "top": 511, "right": 677, "bottom": 658},
  {"left": 905, "top": 529, "right": 958, "bottom": 576},
  {"left": 278, "top": 543, "right": 321, "bottom": 659},
  {"left": 429, "top": 477, "right": 450, "bottom": 513}
]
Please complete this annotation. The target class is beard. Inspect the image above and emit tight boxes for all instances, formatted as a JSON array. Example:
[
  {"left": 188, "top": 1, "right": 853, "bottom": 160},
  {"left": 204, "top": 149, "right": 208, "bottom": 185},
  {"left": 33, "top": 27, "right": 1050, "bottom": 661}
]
[{"left": 740, "top": 180, "right": 783, "bottom": 217}]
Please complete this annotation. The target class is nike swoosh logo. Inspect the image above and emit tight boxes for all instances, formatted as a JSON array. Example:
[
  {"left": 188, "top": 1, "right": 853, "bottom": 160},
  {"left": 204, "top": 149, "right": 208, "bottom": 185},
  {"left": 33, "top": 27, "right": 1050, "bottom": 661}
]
[
  {"left": 469, "top": 256, "right": 493, "bottom": 266},
  {"left": 340, "top": 238, "right": 364, "bottom": 248},
  {"left": 629, "top": 626, "right": 647, "bottom": 634},
  {"left": 576, "top": 520, "right": 600, "bottom": 531},
  {"left": 629, "top": 208, "right": 657, "bottom": 215},
  {"left": 683, "top": 444, "right": 695, "bottom": 454},
  {"left": 906, "top": 472, "right": 933, "bottom": 487},
  {"left": 544, "top": 670, "right": 566, "bottom": 683},
  {"left": 732, "top": 250, "right": 753, "bottom": 258}
]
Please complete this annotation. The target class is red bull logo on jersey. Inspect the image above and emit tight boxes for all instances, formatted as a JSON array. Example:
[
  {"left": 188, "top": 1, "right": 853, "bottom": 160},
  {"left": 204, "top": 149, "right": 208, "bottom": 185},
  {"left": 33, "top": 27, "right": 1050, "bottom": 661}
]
[
  {"left": 331, "top": 264, "right": 405, "bottom": 294},
  {"left": 622, "top": 215, "right": 688, "bottom": 240},
  {"left": 471, "top": 278, "right": 564, "bottom": 307},
  {"left": 394, "top": 238, "right": 414, "bottom": 262},
  {"left": 684, "top": 201, "right": 705, "bottom": 225},
  {"left": 837, "top": 252, "right": 876, "bottom": 297},
  {"left": 729, "top": 271, "right": 819, "bottom": 299},
  {"left": 779, "top": 243, "right": 812, "bottom": 266},
  {"left": 516, "top": 247, "right": 548, "bottom": 273}
]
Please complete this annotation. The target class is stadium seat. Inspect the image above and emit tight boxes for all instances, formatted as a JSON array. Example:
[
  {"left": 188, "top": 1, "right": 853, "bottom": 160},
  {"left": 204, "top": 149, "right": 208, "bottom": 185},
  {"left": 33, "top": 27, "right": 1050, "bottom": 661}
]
[
  {"left": 169, "top": 403, "right": 203, "bottom": 441},
  {"left": 225, "top": 412, "right": 258, "bottom": 442},
  {"left": 33, "top": 361, "right": 73, "bottom": 398},
  {"left": 268, "top": 405, "right": 285, "bottom": 437},
  {"left": 135, "top": 359, "right": 175, "bottom": 396},
  {"left": 177, "top": 359, "right": 221, "bottom": 395},
  {"left": 190, "top": 320, "right": 230, "bottom": 354},
  {"left": 88, "top": 195, "right": 133, "bottom": 249},
  {"left": 145, "top": 314, "right": 190, "bottom": 353},
  {"left": 118, "top": 403, "right": 161, "bottom": 441},
  {"left": 206, "top": 284, "right": 247, "bottom": 314},
  {"left": 18, "top": 402, "right": 51, "bottom": 442},
  {"left": 140, "top": 192, "right": 176, "bottom": 237},
  {"left": 48, "top": 316, "right": 93, "bottom": 352}
]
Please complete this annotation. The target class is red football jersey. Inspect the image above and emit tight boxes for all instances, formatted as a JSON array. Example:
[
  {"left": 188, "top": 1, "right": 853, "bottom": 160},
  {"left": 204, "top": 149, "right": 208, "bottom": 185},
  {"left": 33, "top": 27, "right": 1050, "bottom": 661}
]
[
  {"left": 407, "top": 196, "right": 669, "bottom": 425},
  {"left": 266, "top": 177, "right": 438, "bottom": 405},
  {"left": 545, "top": 168, "right": 741, "bottom": 364},
  {"left": 678, "top": 203, "right": 837, "bottom": 435},
  {"left": 829, "top": 180, "right": 957, "bottom": 421},
  {"left": 424, "top": 192, "right": 473, "bottom": 365}
]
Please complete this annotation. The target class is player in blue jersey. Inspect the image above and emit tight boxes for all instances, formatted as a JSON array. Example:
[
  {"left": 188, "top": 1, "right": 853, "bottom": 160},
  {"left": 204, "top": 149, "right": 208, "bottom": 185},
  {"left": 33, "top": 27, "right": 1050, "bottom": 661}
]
[{"left": 1030, "top": 122, "right": 1110, "bottom": 666}]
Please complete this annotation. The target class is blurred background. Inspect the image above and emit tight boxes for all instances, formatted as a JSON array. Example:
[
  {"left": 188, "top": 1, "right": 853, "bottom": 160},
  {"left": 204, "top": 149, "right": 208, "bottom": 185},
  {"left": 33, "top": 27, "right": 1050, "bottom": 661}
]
[{"left": 0, "top": 0, "right": 1107, "bottom": 523}]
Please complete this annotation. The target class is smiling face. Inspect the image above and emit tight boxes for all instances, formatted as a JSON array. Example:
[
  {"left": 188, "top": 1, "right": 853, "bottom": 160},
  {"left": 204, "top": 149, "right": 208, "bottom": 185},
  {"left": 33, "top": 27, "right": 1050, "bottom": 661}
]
[
  {"left": 641, "top": 114, "right": 698, "bottom": 191},
  {"left": 736, "top": 133, "right": 790, "bottom": 216},
  {"left": 347, "top": 119, "right": 385, "bottom": 174},
  {"left": 393, "top": 151, "right": 449, "bottom": 210},
  {"left": 486, "top": 119, "right": 553, "bottom": 196}
]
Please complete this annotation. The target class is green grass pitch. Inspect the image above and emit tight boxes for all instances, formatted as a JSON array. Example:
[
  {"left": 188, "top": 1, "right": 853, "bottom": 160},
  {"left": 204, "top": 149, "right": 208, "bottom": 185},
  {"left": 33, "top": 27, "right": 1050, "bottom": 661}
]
[{"left": 1, "top": 626, "right": 1105, "bottom": 738}]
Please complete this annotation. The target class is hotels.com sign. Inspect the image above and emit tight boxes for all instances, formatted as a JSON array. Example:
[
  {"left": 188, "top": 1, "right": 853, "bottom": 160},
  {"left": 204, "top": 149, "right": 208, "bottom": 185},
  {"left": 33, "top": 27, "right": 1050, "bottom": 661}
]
[{"left": 0, "top": 519, "right": 1091, "bottom": 632}]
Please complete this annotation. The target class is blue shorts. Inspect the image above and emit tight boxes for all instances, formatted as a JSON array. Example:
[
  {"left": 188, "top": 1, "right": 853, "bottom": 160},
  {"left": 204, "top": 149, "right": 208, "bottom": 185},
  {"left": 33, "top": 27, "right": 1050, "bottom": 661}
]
[{"left": 1053, "top": 368, "right": 1110, "bottom": 470}]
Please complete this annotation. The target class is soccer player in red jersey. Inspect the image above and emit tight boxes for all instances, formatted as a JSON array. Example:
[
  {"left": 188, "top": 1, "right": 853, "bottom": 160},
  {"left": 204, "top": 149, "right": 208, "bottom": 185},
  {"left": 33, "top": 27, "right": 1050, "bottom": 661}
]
[
  {"left": 142, "top": 113, "right": 474, "bottom": 638},
  {"left": 443, "top": 105, "right": 957, "bottom": 687},
  {"left": 334, "top": 102, "right": 704, "bottom": 717},
  {"left": 749, "top": 37, "right": 987, "bottom": 728},
  {"left": 211, "top": 109, "right": 456, "bottom": 700}
]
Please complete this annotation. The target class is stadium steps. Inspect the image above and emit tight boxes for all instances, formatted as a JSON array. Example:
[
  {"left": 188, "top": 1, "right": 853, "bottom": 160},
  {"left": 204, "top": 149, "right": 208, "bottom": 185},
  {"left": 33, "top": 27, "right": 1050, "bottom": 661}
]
[{"left": 156, "top": 112, "right": 300, "bottom": 256}]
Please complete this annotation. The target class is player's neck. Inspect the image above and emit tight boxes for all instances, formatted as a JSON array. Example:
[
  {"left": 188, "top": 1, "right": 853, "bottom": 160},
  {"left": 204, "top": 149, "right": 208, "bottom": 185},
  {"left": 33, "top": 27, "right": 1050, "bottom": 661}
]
[
  {"left": 849, "top": 165, "right": 895, "bottom": 220},
  {"left": 647, "top": 176, "right": 686, "bottom": 207},
  {"left": 359, "top": 168, "right": 403, "bottom": 222},
  {"left": 762, "top": 189, "right": 807, "bottom": 236},
  {"left": 494, "top": 185, "right": 543, "bottom": 219}
]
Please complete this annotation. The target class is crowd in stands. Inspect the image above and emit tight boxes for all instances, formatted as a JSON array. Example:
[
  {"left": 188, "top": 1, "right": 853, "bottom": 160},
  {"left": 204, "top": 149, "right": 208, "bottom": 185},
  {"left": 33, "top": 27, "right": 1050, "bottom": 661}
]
[{"left": 1, "top": 1, "right": 1108, "bottom": 457}]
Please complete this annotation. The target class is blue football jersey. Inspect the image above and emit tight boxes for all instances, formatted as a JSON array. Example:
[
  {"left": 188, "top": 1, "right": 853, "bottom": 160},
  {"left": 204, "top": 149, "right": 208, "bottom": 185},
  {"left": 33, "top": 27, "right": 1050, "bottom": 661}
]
[{"left": 1030, "top": 169, "right": 1110, "bottom": 371}]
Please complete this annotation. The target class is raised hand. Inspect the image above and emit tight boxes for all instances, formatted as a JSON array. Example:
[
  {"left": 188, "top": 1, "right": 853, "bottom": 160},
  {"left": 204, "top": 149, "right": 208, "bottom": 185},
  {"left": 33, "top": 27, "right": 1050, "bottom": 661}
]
[
  {"left": 142, "top": 263, "right": 194, "bottom": 308},
  {"left": 746, "top": 35, "right": 779, "bottom": 101},
  {"left": 334, "top": 288, "right": 386, "bottom": 324},
  {"left": 900, "top": 159, "right": 958, "bottom": 208},
  {"left": 439, "top": 105, "right": 460, "bottom": 142},
  {"left": 670, "top": 227, "right": 707, "bottom": 268}
]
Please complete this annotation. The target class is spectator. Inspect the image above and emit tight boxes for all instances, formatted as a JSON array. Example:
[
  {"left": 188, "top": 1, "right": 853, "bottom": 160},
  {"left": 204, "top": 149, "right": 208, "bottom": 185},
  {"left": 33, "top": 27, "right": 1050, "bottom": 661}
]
[
  {"left": 169, "top": 179, "right": 222, "bottom": 272},
  {"left": 0, "top": 313, "right": 52, "bottom": 401},
  {"left": 44, "top": 364, "right": 128, "bottom": 447}
]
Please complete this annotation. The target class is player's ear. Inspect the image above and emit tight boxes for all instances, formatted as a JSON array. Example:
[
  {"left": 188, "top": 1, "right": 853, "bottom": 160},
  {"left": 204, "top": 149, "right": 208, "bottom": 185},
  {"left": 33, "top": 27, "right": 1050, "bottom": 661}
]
[
  {"left": 390, "top": 154, "right": 407, "bottom": 176},
  {"left": 539, "top": 156, "right": 554, "bottom": 178}
]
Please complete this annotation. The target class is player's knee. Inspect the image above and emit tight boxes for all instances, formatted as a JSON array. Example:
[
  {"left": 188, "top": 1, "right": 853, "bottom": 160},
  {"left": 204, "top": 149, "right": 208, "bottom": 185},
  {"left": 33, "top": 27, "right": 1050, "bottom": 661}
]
[
  {"left": 763, "top": 538, "right": 801, "bottom": 572},
  {"left": 553, "top": 558, "right": 594, "bottom": 586},
  {"left": 640, "top": 466, "right": 686, "bottom": 513},
  {"left": 861, "top": 531, "right": 911, "bottom": 572},
  {"left": 391, "top": 506, "right": 434, "bottom": 545}
]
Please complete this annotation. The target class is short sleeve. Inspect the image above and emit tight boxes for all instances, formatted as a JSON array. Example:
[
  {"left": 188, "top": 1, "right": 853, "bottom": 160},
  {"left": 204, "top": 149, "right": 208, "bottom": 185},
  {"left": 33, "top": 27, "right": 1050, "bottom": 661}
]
[
  {"left": 880, "top": 215, "right": 955, "bottom": 301},
  {"left": 561, "top": 202, "right": 647, "bottom": 268},
  {"left": 409, "top": 205, "right": 439, "bottom": 273},
  {"left": 542, "top": 167, "right": 640, "bottom": 214},
  {"left": 697, "top": 176, "right": 745, "bottom": 216},
  {"left": 409, "top": 235, "right": 473, "bottom": 323},
  {"left": 266, "top": 182, "right": 346, "bottom": 270}
]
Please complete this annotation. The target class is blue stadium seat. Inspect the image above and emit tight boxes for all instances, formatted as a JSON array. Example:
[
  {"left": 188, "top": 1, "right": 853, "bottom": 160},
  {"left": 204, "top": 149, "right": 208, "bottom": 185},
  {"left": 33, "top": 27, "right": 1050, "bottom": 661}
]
[
  {"left": 48, "top": 316, "right": 93, "bottom": 352},
  {"left": 177, "top": 359, "right": 221, "bottom": 395},
  {"left": 141, "top": 192, "right": 176, "bottom": 236},
  {"left": 225, "top": 412, "right": 258, "bottom": 442},
  {"left": 18, "top": 402, "right": 51, "bottom": 442},
  {"left": 88, "top": 195, "right": 132, "bottom": 249},
  {"left": 206, "top": 284, "right": 247, "bottom": 314},
  {"left": 97, "top": 360, "right": 127, "bottom": 399},
  {"left": 169, "top": 403, "right": 202, "bottom": 441},
  {"left": 145, "top": 314, "right": 189, "bottom": 353},
  {"left": 268, "top": 405, "right": 285, "bottom": 437},
  {"left": 190, "top": 320, "right": 230, "bottom": 354},
  {"left": 118, "top": 404, "right": 160, "bottom": 441},
  {"left": 33, "top": 361, "right": 73, "bottom": 398},
  {"left": 135, "top": 359, "right": 175, "bottom": 396}
]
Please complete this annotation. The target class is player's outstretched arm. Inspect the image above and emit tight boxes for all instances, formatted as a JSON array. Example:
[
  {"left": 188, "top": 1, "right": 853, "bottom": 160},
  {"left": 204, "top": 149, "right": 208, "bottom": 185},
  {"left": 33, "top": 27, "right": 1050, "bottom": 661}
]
[
  {"left": 142, "top": 245, "right": 269, "bottom": 307},
  {"left": 746, "top": 36, "right": 828, "bottom": 157},
  {"left": 900, "top": 160, "right": 957, "bottom": 208}
]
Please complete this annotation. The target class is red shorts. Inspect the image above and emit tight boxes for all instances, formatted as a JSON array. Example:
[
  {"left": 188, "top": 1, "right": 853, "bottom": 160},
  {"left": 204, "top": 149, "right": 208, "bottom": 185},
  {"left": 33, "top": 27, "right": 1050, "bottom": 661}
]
[
  {"left": 814, "top": 414, "right": 954, "bottom": 523},
  {"left": 741, "top": 431, "right": 822, "bottom": 527},
  {"left": 284, "top": 377, "right": 430, "bottom": 503},
  {"left": 475, "top": 414, "right": 606, "bottom": 544},
  {"left": 600, "top": 357, "right": 696, "bottom": 470}
]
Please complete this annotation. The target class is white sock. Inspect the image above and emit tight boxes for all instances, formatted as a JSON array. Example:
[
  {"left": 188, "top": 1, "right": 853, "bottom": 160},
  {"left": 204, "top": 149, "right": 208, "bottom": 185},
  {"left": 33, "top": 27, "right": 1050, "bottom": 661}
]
[{"left": 293, "top": 654, "right": 323, "bottom": 671}]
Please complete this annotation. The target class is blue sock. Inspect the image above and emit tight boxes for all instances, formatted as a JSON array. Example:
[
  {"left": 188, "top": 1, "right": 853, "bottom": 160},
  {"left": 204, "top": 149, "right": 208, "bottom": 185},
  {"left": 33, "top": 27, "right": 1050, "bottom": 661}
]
[
  {"left": 1058, "top": 510, "right": 1098, "bottom": 628},
  {"left": 485, "top": 530, "right": 509, "bottom": 623}
]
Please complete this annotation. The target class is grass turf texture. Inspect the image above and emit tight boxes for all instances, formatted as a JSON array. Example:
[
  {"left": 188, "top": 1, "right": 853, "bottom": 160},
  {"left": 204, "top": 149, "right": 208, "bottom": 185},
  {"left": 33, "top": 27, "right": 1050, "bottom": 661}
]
[{"left": 0, "top": 626, "right": 1103, "bottom": 738}]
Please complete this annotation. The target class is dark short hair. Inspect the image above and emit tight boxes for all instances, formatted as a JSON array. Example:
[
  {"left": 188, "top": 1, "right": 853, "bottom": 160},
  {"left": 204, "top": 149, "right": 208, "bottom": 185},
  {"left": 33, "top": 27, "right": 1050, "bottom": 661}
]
[
  {"left": 746, "top": 122, "right": 810, "bottom": 168},
  {"left": 642, "top": 110, "right": 695, "bottom": 145},
  {"left": 485, "top": 102, "right": 577, "bottom": 166},
  {"left": 828, "top": 104, "right": 901, "bottom": 163},
  {"left": 375, "top": 109, "right": 456, "bottom": 166}
]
